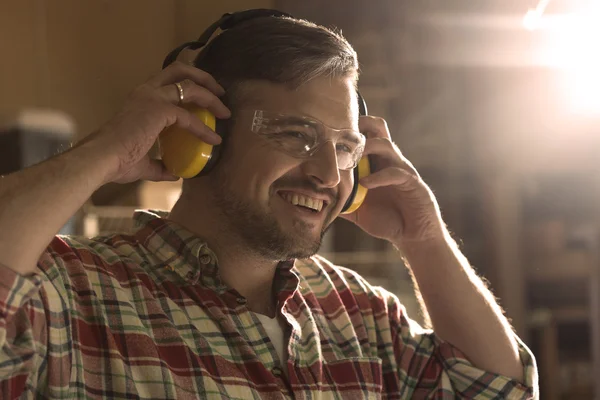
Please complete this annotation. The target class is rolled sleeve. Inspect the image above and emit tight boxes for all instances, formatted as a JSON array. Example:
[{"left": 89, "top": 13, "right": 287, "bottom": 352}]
[
  {"left": 0, "top": 263, "right": 46, "bottom": 389},
  {"left": 433, "top": 334, "right": 538, "bottom": 399},
  {"left": 382, "top": 288, "right": 539, "bottom": 399},
  {"left": 0, "top": 237, "right": 77, "bottom": 397},
  {"left": 0, "top": 263, "right": 45, "bottom": 330}
]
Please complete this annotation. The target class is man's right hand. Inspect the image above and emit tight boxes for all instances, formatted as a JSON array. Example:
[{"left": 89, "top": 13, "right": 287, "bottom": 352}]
[
  {"left": 0, "top": 62, "right": 231, "bottom": 275},
  {"left": 80, "top": 61, "right": 231, "bottom": 184}
]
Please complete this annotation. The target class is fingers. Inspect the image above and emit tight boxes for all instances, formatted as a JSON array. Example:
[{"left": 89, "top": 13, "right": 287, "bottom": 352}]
[
  {"left": 362, "top": 137, "right": 401, "bottom": 158},
  {"left": 130, "top": 159, "right": 180, "bottom": 183},
  {"left": 149, "top": 61, "right": 225, "bottom": 96},
  {"left": 168, "top": 104, "right": 222, "bottom": 145},
  {"left": 168, "top": 80, "right": 231, "bottom": 119},
  {"left": 362, "top": 137, "right": 418, "bottom": 174},
  {"left": 143, "top": 62, "right": 231, "bottom": 131},
  {"left": 360, "top": 167, "right": 418, "bottom": 190},
  {"left": 360, "top": 115, "right": 391, "bottom": 139},
  {"left": 149, "top": 61, "right": 231, "bottom": 119}
]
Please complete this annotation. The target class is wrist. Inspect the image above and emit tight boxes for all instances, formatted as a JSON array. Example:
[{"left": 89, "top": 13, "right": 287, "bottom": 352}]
[
  {"left": 394, "top": 231, "right": 459, "bottom": 274},
  {"left": 69, "top": 138, "right": 121, "bottom": 187},
  {"left": 393, "top": 227, "right": 453, "bottom": 255}
]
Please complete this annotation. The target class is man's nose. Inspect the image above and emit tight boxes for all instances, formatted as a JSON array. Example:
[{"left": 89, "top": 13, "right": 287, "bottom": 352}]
[{"left": 301, "top": 141, "right": 341, "bottom": 188}]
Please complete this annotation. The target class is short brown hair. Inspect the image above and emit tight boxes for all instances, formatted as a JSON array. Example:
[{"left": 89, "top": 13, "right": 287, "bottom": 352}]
[{"left": 193, "top": 16, "right": 359, "bottom": 109}]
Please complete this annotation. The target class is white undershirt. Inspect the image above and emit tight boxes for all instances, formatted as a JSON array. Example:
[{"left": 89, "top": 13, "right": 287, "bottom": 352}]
[{"left": 253, "top": 313, "right": 289, "bottom": 367}]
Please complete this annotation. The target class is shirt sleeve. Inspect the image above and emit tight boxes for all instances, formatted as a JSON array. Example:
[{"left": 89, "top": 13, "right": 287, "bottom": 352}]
[
  {"left": 0, "top": 237, "right": 74, "bottom": 398},
  {"left": 379, "top": 287, "right": 539, "bottom": 399},
  {"left": 0, "top": 263, "right": 47, "bottom": 396}
]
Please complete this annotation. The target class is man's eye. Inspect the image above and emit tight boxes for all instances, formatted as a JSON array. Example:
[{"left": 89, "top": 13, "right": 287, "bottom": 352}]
[
  {"left": 281, "top": 130, "right": 309, "bottom": 140},
  {"left": 336, "top": 143, "right": 353, "bottom": 153}
]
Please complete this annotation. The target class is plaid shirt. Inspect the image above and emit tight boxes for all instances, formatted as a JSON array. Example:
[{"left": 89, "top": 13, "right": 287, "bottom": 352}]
[{"left": 0, "top": 210, "right": 537, "bottom": 399}]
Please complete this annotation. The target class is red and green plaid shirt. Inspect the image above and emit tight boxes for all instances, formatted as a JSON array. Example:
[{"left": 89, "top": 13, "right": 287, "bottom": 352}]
[{"left": 0, "top": 210, "right": 537, "bottom": 399}]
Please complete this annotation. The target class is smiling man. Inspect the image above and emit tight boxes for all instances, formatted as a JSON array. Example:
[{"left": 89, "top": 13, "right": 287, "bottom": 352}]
[
  {"left": 0, "top": 10, "right": 538, "bottom": 399},
  {"left": 172, "top": 79, "right": 358, "bottom": 260}
]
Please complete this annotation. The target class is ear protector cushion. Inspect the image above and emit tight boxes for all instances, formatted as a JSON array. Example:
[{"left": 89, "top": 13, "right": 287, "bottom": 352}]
[
  {"left": 340, "top": 157, "right": 371, "bottom": 214},
  {"left": 340, "top": 92, "right": 371, "bottom": 214},
  {"left": 159, "top": 107, "right": 223, "bottom": 178}
]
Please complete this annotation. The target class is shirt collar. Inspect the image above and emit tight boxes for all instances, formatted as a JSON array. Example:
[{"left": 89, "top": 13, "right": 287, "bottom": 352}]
[{"left": 133, "top": 209, "right": 300, "bottom": 299}]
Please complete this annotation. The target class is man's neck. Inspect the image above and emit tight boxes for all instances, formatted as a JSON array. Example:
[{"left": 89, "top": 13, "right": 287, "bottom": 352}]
[
  {"left": 168, "top": 198, "right": 280, "bottom": 317},
  {"left": 212, "top": 243, "right": 280, "bottom": 317}
]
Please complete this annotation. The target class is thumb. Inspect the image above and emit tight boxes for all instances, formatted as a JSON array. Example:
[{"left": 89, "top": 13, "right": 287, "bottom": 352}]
[
  {"left": 360, "top": 167, "right": 415, "bottom": 190},
  {"left": 143, "top": 159, "right": 180, "bottom": 182}
]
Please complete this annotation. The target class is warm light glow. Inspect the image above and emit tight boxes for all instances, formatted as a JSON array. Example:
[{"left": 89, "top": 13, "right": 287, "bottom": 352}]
[
  {"left": 523, "top": 0, "right": 551, "bottom": 31},
  {"left": 561, "top": 63, "right": 600, "bottom": 116},
  {"left": 523, "top": 10, "right": 539, "bottom": 31},
  {"left": 553, "top": 12, "right": 600, "bottom": 115},
  {"left": 525, "top": 2, "right": 600, "bottom": 115}
]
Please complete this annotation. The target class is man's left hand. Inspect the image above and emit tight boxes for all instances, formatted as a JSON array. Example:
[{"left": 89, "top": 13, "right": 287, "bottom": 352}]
[{"left": 341, "top": 116, "right": 447, "bottom": 248}]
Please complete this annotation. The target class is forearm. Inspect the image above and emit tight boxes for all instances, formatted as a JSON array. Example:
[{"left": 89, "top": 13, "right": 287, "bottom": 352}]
[
  {"left": 0, "top": 141, "right": 114, "bottom": 275},
  {"left": 398, "top": 232, "right": 524, "bottom": 381}
]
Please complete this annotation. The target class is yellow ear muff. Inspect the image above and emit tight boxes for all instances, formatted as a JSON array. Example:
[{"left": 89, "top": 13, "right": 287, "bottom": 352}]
[
  {"left": 159, "top": 107, "right": 216, "bottom": 179},
  {"left": 340, "top": 157, "right": 371, "bottom": 214}
]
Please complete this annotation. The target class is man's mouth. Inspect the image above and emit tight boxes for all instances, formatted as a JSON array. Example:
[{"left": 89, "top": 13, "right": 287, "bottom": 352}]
[{"left": 279, "top": 192, "right": 326, "bottom": 213}]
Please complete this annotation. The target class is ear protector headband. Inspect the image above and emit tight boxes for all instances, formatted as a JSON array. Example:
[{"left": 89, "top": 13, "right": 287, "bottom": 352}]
[{"left": 158, "top": 9, "right": 370, "bottom": 214}]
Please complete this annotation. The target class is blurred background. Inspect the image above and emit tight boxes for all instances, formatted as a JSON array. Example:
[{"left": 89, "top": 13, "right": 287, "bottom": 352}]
[{"left": 1, "top": 0, "right": 599, "bottom": 398}]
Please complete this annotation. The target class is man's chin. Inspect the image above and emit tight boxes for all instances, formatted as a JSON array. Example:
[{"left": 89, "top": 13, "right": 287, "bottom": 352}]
[
  {"left": 284, "top": 242, "right": 321, "bottom": 260},
  {"left": 281, "top": 229, "right": 323, "bottom": 259},
  {"left": 256, "top": 239, "right": 320, "bottom": 261}
]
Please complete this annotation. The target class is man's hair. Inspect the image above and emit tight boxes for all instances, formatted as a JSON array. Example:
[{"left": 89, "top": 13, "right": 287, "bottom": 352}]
[
  {"left": 180, "top": 16, "right": 358, "bottom": 194},
  {"left": 193, "top": 16, "right": 359, "bottom": 109}
]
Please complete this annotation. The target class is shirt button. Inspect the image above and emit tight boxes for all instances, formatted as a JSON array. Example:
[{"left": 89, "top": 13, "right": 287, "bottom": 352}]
[
  {"left": 186, "top": 270, "right": 200, "bottom": 284},
  {"left": 236, "top": 297, "right": 247, "bottom": 305},
  {"left": 199, "top": 254, "right": 212, "bottom": 265},
  {"left": 272, "top": 366, "right": 283, "bottom": 376}
]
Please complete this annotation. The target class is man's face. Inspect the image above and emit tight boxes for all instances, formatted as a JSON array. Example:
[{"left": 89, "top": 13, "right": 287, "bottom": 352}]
[{"left": 208, "top": 76, "right": 359, "bottom": 260}]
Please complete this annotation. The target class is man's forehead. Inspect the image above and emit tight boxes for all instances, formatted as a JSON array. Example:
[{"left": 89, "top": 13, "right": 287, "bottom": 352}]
[{"left": 236, "top": 78, "right": 359, "bottom": 129}]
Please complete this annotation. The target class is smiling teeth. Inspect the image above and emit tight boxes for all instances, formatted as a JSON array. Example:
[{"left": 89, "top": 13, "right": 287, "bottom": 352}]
[{"left": 282, "top": 193, "right": 324, "bottom": 212}]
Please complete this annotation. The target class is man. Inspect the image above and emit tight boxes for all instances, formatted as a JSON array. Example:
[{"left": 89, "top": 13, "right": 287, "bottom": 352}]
[{"left": 0, "top": 12, "right": 537, "bottom": 399}]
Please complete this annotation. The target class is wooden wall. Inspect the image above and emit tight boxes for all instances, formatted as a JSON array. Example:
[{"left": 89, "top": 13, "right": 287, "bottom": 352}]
[{"left": 0, "top": 0, "right": 273, "bottom": 138}]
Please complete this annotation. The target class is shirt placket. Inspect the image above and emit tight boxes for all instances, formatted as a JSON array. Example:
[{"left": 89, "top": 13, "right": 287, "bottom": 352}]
[{"left": 219, "top": 290, "right": 293, "bottom": 397}]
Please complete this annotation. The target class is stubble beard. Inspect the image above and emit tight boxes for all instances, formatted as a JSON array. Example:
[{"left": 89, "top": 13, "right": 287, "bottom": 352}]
[{"left": 210, "top": 175, "right": 331, "bottom": 261}]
